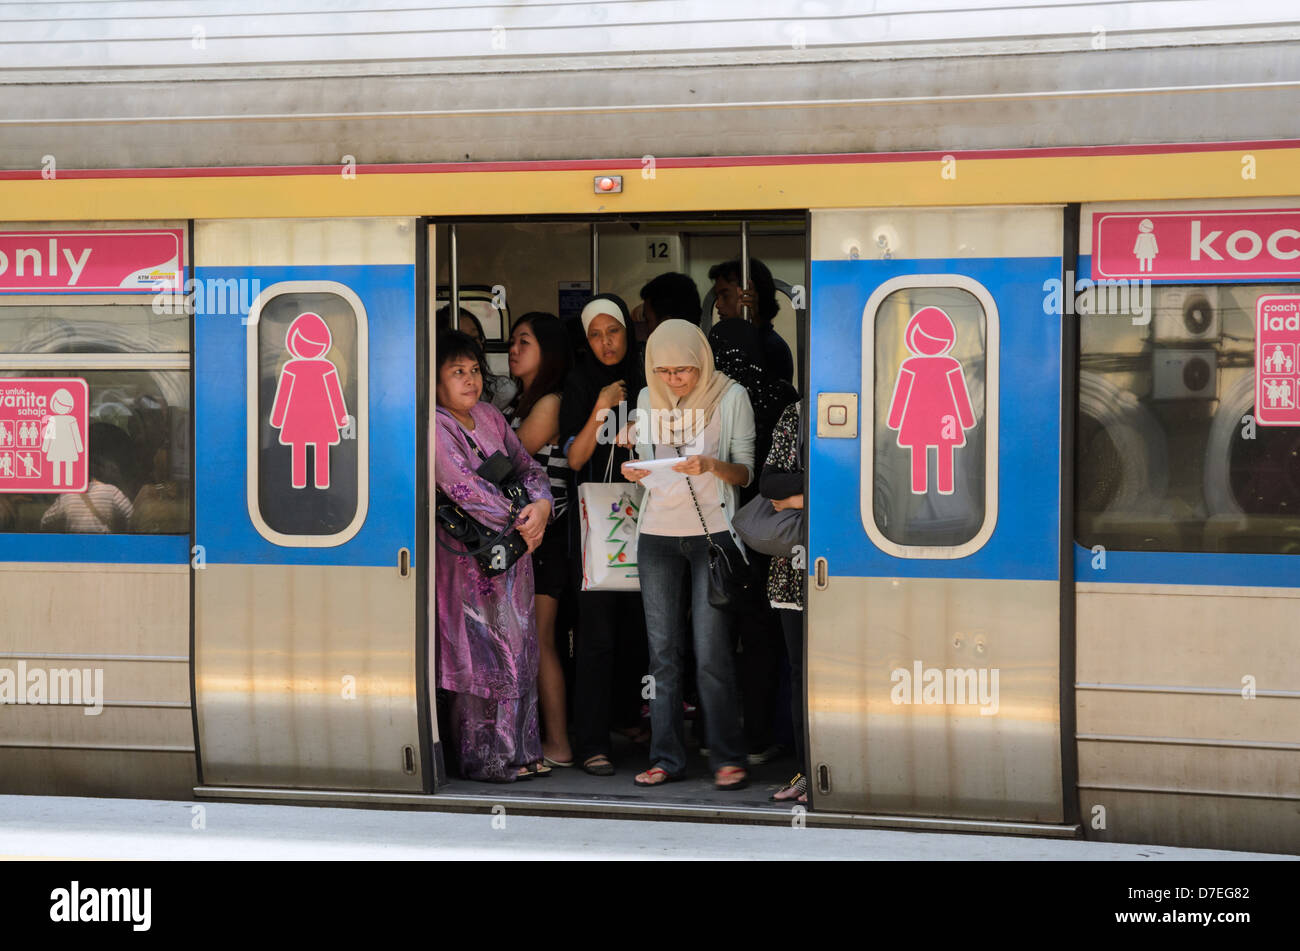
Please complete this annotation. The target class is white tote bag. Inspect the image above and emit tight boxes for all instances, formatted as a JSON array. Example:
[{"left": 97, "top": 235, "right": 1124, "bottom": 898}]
[{"left": 578, "top": 450, "right": 644, "bottom": 591}]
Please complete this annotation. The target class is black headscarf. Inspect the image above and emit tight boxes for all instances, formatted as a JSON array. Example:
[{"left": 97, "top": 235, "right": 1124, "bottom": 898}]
[
  {"left": 559, "top": 294, "right": 644, "bottom": 485},
  {"left": 709, "top": 317, "right": 797, "bottom": 491}
]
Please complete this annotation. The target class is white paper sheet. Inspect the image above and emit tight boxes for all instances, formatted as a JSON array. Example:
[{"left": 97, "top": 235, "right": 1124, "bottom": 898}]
[{"left": 622, "top": 457, "right": 688, "bottom": 492}]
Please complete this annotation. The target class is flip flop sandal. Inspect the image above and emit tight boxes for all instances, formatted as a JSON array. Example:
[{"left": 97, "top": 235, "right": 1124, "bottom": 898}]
[
  {"left": 771, "top": 773, "right": 808, "bottom": 802},
  {"left": 527, "top": 762, "right": 553, "bottom": 778},
  {"left": 543, "top": 756, "right": 575, "bottom": 768},
  {"left": 582, "top": 755, "right": 615, "bottom": 776},
  {"left": 714, "top": 766, "right": 749, "bottom": 791},
  {"left": 633, "top": 767, "right": 683, "bottom": 787}
]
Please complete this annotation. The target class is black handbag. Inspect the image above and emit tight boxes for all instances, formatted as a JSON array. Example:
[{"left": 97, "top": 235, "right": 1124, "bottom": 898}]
[
  {"left": 434, "top": 430, "right": 530, "bottom": 577},
  {"left": 678, "top": 448, "right": 755, "bottom": 611}
]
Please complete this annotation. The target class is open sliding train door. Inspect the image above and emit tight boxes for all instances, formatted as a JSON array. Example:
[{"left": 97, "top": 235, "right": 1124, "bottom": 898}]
[
  {"left": 193, "top": 218, "right": 425, "bottom": 792},
  {"left": 806, "top": 207, "right": 1071, "bottom": 824}
]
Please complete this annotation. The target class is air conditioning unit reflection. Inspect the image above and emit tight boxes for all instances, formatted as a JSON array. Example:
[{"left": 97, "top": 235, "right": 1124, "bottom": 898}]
[
  {"left": 1152, "top": 348, "right": 1217, "bottom": 401},
  {"left": 1152, "top": 287, "right": 1219, "bottom": 343}
]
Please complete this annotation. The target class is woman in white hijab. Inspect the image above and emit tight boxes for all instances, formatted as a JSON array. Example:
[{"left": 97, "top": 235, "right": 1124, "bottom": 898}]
[{"left": 622, "top": 319, "right": 756, "bottom": 790}]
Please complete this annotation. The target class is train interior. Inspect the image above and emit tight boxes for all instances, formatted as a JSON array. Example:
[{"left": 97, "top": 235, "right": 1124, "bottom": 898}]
[{"left": 428, "top": 215, "right": 810, "bottom": 807}]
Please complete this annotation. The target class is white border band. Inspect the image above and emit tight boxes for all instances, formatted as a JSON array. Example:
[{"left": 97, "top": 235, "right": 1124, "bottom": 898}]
[
  {"left": 245, "top": 280, "right": 369, "bottom": 548},
  {"left": 859, "top": 274, "right": 999, "bottom": 560}
]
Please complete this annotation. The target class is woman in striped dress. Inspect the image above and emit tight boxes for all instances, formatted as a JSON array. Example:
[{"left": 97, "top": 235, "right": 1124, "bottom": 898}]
[{"left": 505, "top": 312, "right": 575, "bottom": 767}]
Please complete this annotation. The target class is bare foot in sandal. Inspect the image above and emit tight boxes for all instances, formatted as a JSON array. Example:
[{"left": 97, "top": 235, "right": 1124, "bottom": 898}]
[
  {"left": 714, "top": 766, "right": 748, "bottom": 790},
  {"left": 634, "top": 766, "right": 680, "bottom": 786}
]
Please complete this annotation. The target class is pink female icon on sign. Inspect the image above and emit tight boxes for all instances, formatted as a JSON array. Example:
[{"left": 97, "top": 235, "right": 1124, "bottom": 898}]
[
  {"left": 41, "top": 387, "right": 84, "bottom": 487},
  {"left": 886, "top": 306, "right": 976, "bottom": 495},
  {"left": 269, "top": 311, "right": 349, "bottom": 489}
]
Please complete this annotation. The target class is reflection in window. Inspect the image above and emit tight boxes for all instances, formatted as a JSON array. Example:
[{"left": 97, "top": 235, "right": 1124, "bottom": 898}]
[
  {"left": 0, "top": 305, "right": 188, "bottom": 353},
  {"left": 256, "top": 291, "right": 359, "bottom": 537},
  {"left": 0, "top": 370, "right": 189, "bottom": 534},
  {"left": 873, "top": 287, "right": 987, "bottom": 548},
  {"left": 1076, "top": 282, "right": 1300, "bottom": 554}
]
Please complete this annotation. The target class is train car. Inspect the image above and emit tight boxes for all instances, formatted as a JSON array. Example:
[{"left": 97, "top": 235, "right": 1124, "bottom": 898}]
[{"left": 0, "top": 1, "right": 1296, "bottom": 854}]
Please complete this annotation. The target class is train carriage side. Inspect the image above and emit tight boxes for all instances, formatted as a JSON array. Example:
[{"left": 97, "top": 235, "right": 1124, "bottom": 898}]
[{"left": 1071, "top": 198, "right": 1300, "bottom": 854}]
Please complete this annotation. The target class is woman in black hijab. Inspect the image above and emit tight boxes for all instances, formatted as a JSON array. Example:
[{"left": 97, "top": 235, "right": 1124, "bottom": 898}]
[{"left": 559, "top": 294, "right": 649, "bottom": 776}]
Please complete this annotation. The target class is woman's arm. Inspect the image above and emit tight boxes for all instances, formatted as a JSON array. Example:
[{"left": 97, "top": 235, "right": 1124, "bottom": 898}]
[
  {"left": 727, "top": 387, "right": 756, "bottom": 487},
  {"left": 669, "top": 387, "right": 754, "bottom": 486},
  {"left": 500, "top": 413, "right": 553, "bottom": 510},
  {"left": 760, "top": 468, "right": 803, "bottom": 500},
  {"left": 513, "top": 393, "right": 560, "bottom": 456},
  {"left": 566, "top": 380, "right": 627, "bottom": 470},
  {"left": 565, "top": 405, "right": 606, "bottom": 471}
]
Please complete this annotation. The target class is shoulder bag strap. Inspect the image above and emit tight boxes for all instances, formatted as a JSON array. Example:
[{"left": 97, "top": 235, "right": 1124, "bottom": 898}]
[{"left": 676, "top": 446, "right": 719, "bottom": 548}]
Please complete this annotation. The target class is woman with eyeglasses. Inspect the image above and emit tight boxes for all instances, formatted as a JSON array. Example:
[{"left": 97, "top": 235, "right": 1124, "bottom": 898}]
[{"left": 622, "top": 319, "right": 756, "bottom": 790}]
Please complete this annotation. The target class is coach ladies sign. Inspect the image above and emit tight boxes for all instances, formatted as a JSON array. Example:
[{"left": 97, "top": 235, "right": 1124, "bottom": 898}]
[
  {"left": 0, "top": 229, "right": 183, "bottom": 293},
  {"left": 1093, "top": 210, "right": 1300, "bottom": 280}
]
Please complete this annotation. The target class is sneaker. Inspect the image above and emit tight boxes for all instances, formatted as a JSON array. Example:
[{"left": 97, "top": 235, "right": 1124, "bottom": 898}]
[{"left": 747, "top": 744, "right": 788, "bottom": 766}]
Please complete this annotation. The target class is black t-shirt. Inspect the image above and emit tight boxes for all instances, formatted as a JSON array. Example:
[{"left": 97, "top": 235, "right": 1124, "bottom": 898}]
[{"left": 759, "top": 325, "right": 795, "bottom": 384}]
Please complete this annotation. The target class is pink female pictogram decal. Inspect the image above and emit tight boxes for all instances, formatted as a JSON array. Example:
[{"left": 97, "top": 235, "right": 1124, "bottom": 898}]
[
  {"left": 886, "top": 306, "right": 976, "bottom": 495},
  {"left": 269, "top": 312, "right": 349, "bottom": 489}
]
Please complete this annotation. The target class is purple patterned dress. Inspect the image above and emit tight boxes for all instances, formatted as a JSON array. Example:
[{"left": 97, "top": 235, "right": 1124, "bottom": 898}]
[{"left": 433, "top": 403, "right": 553, "bottom": 782}]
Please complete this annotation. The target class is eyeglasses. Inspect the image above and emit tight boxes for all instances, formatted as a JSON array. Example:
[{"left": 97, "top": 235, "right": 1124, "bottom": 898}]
[{"left": 653, "top": 366, "right": 699, "bottom": 380}]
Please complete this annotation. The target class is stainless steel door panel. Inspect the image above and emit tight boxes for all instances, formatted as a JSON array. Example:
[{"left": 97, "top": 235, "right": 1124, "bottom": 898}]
[
  {"left": 809, "top": 576, "right": 1062, "bottom": 821},
  {"left": 196, "top": 563, "right": 420, "bottom": 790}
]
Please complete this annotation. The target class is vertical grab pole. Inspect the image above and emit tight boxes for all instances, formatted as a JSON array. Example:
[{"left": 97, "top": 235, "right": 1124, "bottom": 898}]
[
  {"left": 740, "top": 220, "right": 751, "bottom": 322},
  {"left": 590, "top": 222, "right": 600, "bottom": 295},
  {"left": 449, "top": 224, "right": 460, "bottom": 320}
]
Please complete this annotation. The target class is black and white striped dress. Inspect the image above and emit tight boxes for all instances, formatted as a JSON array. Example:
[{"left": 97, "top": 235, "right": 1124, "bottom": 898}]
[{"left": 507, "top": 397, "right": 570, "bottom": 520}]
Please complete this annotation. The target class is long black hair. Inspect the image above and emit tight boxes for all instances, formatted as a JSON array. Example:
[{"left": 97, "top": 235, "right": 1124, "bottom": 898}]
[{"left": 510, "top": 312, "right": 572, "bottom": 419}]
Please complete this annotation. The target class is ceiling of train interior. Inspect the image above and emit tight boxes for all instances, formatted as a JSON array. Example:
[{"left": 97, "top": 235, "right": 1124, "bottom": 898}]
[{"left": 1, "top": 0, "right": 1300, "bottom": 169}]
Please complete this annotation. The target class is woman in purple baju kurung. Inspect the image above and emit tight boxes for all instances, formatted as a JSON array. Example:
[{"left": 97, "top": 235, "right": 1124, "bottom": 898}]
[{"left": 434, "top": 331, "right": 553, "bottom": 782}]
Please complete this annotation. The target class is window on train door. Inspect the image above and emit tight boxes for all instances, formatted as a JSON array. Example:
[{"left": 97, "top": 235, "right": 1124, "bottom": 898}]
[
  {"left": 247, "top": 282, "right": 368, "bottom": 547},
  {"left": 0, "top": 303, "right": 190, "bottom": 535},
  {"left": 861, "top": 276, "right": 998, "bottom": 558}
]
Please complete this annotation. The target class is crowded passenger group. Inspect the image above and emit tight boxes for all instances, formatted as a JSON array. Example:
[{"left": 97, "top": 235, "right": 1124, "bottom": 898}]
[{"left": 432, "top": 259, "right": 808, "bottom": 801}]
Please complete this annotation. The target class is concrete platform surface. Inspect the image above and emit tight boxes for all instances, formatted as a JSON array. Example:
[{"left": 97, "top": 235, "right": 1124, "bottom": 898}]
[{"left": 0, "top": 795, "right": 1293, "bottom": 860}]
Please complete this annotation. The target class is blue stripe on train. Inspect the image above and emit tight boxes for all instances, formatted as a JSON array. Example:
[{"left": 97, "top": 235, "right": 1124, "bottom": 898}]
[
  {"left": 1074, "top": 543, "right": 1300, "bottom": 587},
  {"left": 0, "top": 533, "right": 189, "bottom": 564}
]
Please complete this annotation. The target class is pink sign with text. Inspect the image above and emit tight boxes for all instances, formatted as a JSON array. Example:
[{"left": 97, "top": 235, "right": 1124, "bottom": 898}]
[
  {"left": 1256, "top": 296, "right": 1300, "bottom": 427},
  {"left": 0, "top": 378, "right": 89, "bottom": 493},
  {"left": 1093, "top": 210, "right": 1300, "bottom": 280},
  {"left": 0, "top": 230, "right": 183, "bottom": 293}
]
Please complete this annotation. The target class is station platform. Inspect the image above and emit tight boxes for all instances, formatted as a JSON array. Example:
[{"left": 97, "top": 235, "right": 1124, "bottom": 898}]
[{"left": 0, "top": 794, "right": 1289, "bottom": 861}]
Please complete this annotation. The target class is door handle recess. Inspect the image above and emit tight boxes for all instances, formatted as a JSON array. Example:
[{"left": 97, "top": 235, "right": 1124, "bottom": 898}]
[{"left": 398, "top": 547, "right": 411, "bottom": 578}]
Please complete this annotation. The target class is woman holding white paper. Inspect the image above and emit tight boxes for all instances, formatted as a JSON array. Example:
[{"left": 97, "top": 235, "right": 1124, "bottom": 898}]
[{"left": 622, "top": 319, "right": 756, "bottom": 790}]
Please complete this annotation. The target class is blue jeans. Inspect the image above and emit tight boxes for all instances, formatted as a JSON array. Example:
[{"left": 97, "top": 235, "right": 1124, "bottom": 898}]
[{"left": 637, "top": 532, "right": 747, "bottom": 776}]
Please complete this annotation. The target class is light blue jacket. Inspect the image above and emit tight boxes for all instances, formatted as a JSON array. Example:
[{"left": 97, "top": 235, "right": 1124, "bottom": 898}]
[{"left": 633, "top": 381, "right": 755, "bottom": 557}]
